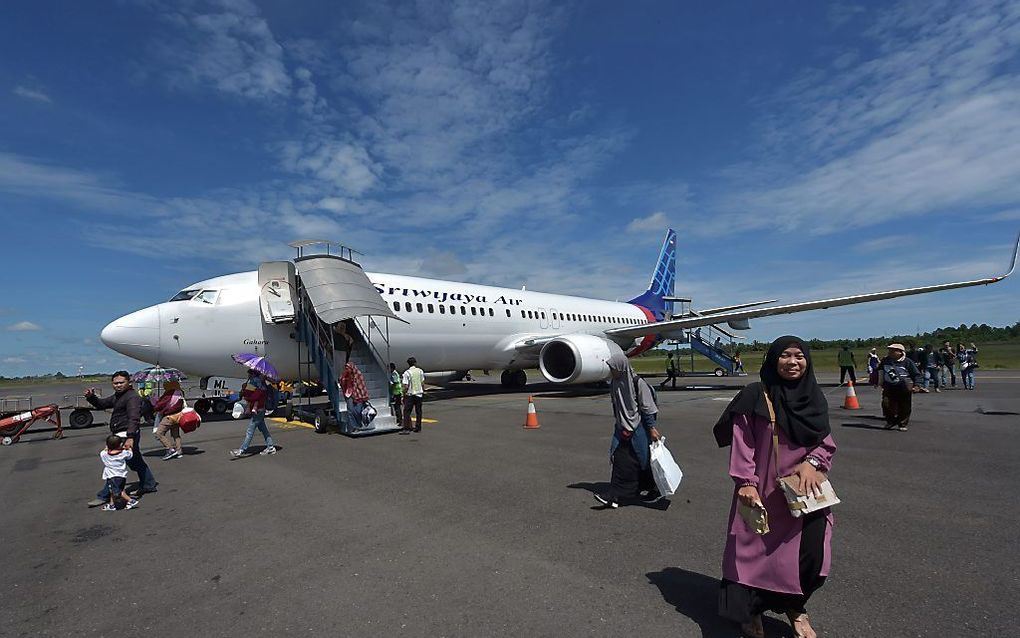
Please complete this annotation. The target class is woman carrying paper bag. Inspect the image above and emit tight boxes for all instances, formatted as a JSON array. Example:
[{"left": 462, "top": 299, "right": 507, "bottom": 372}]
[
  {"left": 592, "top": 352, "right": 662, "bottom": 509},
  {"left": 712, "top": 336, "right": 837, "bottom": 638}
]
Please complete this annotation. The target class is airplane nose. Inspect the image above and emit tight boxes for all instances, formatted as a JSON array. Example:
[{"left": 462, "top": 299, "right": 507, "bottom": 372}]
[{"left": 100, "top": 305, "right": 161, "bottom": 363}]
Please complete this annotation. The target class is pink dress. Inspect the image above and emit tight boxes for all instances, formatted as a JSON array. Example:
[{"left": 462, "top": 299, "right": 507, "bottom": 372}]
[{"left": 722, "top": 413, "right": 836, "bottom": 595}]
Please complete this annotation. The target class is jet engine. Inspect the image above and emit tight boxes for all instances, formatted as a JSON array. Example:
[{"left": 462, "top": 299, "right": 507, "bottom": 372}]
[{"left": 539, "top": 334, "right": 625, "bottom": 384}]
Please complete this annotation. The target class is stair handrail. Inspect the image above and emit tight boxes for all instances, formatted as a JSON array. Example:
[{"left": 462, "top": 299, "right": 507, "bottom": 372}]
[{"left": 351, "top": 315, "right": 392, "bottom": 377}]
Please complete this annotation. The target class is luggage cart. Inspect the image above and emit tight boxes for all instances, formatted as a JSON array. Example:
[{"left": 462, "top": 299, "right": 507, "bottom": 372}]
[
  {"left": 0, "top": 404, "right": 63, "bottom": 445},
  {"left": 63, "top": 394, "right": 100, "bottom": 429}
]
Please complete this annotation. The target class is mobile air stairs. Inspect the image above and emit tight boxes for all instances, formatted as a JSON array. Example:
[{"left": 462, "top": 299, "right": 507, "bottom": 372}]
[
  {"left": 672, "top": 328, "right": 738, "bottom": 377},
  {"left": 258, "top": 240, "right": 405, "bottom": 436}
]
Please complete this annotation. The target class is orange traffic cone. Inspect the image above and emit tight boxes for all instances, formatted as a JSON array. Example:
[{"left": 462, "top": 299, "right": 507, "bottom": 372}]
[
  {"left": 523, "top": 395, "right": 541, "bottom": 429},
  {"left": 842, "top": 380, "right": 861, "bottom": 410}
]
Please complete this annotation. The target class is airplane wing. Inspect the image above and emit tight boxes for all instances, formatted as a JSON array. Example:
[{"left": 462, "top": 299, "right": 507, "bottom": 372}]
[{"left": 605, "top": 232, "right": 1019, "bottom": 340}]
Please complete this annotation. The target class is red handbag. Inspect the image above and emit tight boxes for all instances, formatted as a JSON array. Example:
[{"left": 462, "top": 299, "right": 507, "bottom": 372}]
[{"left": 179, "top": 409, "right": 202, "bottom": 433}]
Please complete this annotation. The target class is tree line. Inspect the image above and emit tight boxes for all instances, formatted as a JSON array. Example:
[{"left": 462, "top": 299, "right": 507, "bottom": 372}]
[{"left": 721, "top": 321, "right": 1020, "bottom": 353}]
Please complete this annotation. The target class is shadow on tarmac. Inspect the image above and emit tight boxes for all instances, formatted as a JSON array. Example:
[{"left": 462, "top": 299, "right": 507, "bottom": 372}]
[
  {"left": 566, "top": 481, "right": 672, "bottom": 510},
  {"left": 646, "top": 568, "right": 794, "bottom": 638},
  {"left": 142, "top": 445, "right": 206, "bottom": 458},
  {"left": 426, "top": 382, "right": 609, "bottom": 401},
  {"left": 840, "top": 422, "right": 898, "bottom": 431}
]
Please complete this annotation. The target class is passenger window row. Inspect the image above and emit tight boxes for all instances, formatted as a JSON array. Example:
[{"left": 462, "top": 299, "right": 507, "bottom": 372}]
[
  {"left": 393, "top": 301, "right": 495, "bottom": 317},
  {"left": 390, "top": 300, "right": 647, "bottom": 326}
]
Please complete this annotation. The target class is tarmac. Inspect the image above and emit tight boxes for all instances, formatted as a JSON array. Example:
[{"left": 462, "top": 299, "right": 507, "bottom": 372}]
[{"left": 1, "top": 372, "right": 1018, "bottom": 637}]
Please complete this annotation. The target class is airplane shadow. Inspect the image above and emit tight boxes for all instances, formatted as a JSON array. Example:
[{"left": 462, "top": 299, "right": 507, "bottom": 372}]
[
  {"left": 645, "top": 567, "right": 793, "bottom": 638},
  {"left": 427, "top": 382, "right": 607, "bottom": 401}
]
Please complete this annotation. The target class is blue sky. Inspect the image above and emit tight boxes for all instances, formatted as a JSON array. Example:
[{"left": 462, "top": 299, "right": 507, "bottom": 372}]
[{"left": 1, "top": 0, "right": 1018, "bottom": 376}]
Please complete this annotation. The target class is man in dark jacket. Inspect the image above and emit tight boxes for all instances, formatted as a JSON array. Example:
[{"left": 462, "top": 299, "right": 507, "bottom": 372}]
[
  {"left": 939, "top": 340, "right": 957, "bottom": 388},
  {"left": 85, "top": 371, "right": 158, "bottom": 507},
  {"left": 880, "top": 344, "right": 923, "bottom": 431}
]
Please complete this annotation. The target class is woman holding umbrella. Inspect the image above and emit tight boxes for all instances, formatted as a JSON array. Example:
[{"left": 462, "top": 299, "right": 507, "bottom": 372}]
[{"left": 229, "top": 354, "right": 279, "bottom": 458}]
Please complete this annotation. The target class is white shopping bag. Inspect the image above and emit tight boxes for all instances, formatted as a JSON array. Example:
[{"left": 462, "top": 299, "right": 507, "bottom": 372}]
[
  {"left": 231, "top": 400, "right": 249, "bottom": 419},
  {"left": 649, "top": 437, "right": 683, "bottom": 497}
]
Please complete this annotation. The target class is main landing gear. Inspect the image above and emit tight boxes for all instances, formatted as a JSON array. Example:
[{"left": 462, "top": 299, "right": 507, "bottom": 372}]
[{"left": 500, "top": 369, "right": 528, "bottom": 389}]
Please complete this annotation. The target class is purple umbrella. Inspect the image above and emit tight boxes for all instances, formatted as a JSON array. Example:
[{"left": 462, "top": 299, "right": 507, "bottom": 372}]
[
  {"left": 131, "top": 366, "right": 187, "bottom": 384},
  {"left": 231, "top": 353, "right": 280, "bottom": 381}
]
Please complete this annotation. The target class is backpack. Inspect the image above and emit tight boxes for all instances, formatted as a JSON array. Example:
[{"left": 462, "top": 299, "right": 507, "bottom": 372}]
[
  {"left": 265, "top": 384, "right": 280, "bottom": 413},
  {"left": 634, "top": 376, "right": 658, "bottom": 408},
  {"left": 882, "top": 362, "right": 910, "bottom": 387}
]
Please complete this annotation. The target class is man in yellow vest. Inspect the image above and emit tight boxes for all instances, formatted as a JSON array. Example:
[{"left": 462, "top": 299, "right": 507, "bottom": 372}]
[{"left": 401, "top": 357, "right": 426, "bottom": 433}]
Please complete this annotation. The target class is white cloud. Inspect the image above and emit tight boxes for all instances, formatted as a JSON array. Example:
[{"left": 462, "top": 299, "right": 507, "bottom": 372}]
[
  {"left": 13, "top": 86, "right": 52, "bottom": 103},
  {"left": 2, "top": 357, "right": 27, "bottom": 364},
  {"left": 0, "top": 152, "right": 155, "bottom": 213},
  {"left": 153, "top": 0, "right": 291, "bottom": 101},
  {"left": 991, "top": 209, "right": 1020, "bottom": 221},
  {"left": 697, "top": 0, "right": 1020, "bottom": 237},
  {"left": 279, "top": 139, "right": 380, "bottom": 197},
  {"left": 627, "top": 211, "right": 669, "bottom": 233},
  {"left": 7, "top": 321, "right": 42, "bottom": 331}
]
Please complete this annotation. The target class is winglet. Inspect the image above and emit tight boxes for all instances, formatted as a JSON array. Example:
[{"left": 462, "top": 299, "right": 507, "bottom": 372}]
[{"left": 996, "top": 231, "right": 1020, "bottom": 281}]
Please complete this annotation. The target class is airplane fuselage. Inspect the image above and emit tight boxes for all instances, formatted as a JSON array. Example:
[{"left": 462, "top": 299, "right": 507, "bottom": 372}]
[{"left": 104, "top": 270, "right": 655, "bottom": 381}]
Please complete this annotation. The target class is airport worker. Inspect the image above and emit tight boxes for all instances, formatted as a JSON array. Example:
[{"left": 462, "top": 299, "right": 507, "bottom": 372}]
[
  {"left": 85, "top": 371, "right": 158, "bottom": 507},
  {"left": 712, "top": 336, "right": 836, "bottom": 638},
  {"left": 734, "top": 352, "right": 746, "bottom": 375},
  {"left": 837, "top": 346, "right": 856, "bottom": 384},
  {"left": 879, "top": 343, "right": 922, "bottom": 431},
  {"left": 593, "top": 351, "right": 661, "bottom": 509},
  {"left": 939, "top": 341, "right": 957, "bottom": 388},
  {"left": 152, "top": 380, "right": 186, "bottom": 460},
  {"left": 402, "top": 357, "right": 426, "bottom": 433},
  {"left": 339, "top": 362, "right": 370, "bottom": 431},
  {"left": 99, "top": 434, "right": 138, "bottom": 511},
  {"left": 229, "top": 369, "right": 277, "bottom": 458},
  {"left": 660, "top": 351, "right": 678, "bottom": 389},
  {"left": 388, "top": 362, "right": 403, "bottom": 426},
  {"left": 958, "top": 342, "right": 979, "bottom": 390},
  {"left": 923, "top": 344, "right": 942, "bottom": 392},
  {"left": 867, "top": 348, "right": 881, "bottom": 387}
]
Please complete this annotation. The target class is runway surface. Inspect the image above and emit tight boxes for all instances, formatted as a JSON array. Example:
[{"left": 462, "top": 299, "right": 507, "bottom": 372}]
[{"left": 2, "top": 372, "right": 1017, "bottom": 636}]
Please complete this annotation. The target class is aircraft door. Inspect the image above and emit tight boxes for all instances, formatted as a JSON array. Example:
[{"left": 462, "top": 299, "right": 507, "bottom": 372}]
[
  {"left": 258, "top": 261, "right": 297, "bottom": 324},
  {"left": 548, "top": 308, "right": 560, "bottom": 330}
]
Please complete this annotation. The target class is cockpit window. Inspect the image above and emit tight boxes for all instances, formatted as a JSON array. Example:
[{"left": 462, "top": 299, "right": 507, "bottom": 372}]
[
  {"left": 194, "top": 290, "right": 219, "bottom": 304},
  {"left": 170, "top": 289, "right": 200, "bottom": 302}
]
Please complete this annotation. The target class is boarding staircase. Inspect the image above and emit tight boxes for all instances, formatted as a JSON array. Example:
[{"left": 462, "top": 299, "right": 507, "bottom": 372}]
[
  {"left": 295, "top": 302, "right": 400, "bottom": 435},
  {"left": 674, "top": 328, "right": 737, "bottom": 376},
  {"left": 266, "top": 240, "right": 404, "bottom": 437}
]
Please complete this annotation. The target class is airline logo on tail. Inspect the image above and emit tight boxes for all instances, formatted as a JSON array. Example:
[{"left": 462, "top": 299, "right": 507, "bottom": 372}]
[{"left": 628, "top": 228, "right": 677, "bottom": 321}]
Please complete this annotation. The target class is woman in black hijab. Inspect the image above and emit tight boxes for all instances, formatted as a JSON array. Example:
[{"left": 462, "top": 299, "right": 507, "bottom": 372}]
[{"left": 714, "top": 336, "right": 837, "bottom": 638}]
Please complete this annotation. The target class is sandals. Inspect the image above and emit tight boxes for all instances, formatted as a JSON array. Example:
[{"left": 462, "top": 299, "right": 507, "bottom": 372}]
[
  {"left": 787, "top": 612, "right": 816, "bottom": 638},
  {"left": 739, "top": 614, "right": 765, "bottom": 638}
]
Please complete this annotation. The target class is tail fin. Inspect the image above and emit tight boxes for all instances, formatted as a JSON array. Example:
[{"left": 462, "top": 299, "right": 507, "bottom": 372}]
[{"left": 627, "top": 228, "right": 676, "bottom": 321}]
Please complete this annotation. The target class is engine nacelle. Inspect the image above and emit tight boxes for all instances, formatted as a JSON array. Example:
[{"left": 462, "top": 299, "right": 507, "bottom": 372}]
[
  {"left": 539, "top": 334, "right": 625, "bottom": 384},
  {"left": 727, "top": 318, "right": 751, "bottom": 330}
]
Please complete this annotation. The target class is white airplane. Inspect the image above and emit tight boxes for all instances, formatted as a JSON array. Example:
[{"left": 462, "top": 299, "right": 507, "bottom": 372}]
[{"left": 100, "top": 230, "right": 1018, "bottom": 388}]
